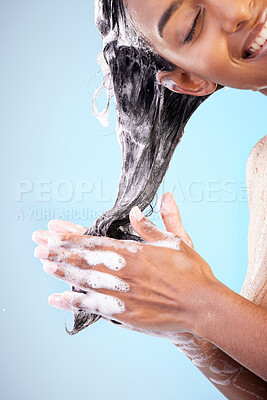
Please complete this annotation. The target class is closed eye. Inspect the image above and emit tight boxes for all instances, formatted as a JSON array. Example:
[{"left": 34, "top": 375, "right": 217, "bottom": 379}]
[{"left": 184, "top": 9, "right": 202, "bottom": 43}]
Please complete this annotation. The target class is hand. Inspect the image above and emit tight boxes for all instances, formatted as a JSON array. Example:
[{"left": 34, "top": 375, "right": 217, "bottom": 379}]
[{"left": 32, "top": 193, "right": 218, "bottom": 339}]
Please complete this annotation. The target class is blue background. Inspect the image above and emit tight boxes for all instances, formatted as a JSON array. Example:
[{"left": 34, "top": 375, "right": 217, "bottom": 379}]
[{"left": 1, "top": 1, "right": 266, "bottom": 399}]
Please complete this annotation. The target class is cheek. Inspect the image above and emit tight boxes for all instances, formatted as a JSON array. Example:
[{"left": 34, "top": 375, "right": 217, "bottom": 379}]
[
  {"left": 182, "top": 37, "right": 255, "bottom": 90},
  {"left": 185, "top": 39, "right": 233, "bottom": 85}
]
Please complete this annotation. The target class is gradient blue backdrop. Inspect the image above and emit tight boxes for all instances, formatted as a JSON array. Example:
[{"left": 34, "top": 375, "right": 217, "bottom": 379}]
[{"left": 1, "top": 1, "right": 266, "bottom": 399}]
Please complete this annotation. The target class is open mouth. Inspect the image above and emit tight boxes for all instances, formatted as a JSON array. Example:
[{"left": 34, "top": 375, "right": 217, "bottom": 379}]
[{"left": 243, "top": 9, "right": 267, "bottom": 59}]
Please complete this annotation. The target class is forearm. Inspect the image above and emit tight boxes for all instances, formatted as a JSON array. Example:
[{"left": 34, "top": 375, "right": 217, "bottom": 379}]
[
  {"left": 194, "top": 281, "right": 267, "bottom": 380},
  {"left": 173, "top": 335, "right": 267, "bottom": 400},
  {"left": 172, "top": 279, "right": 267, "bottom": 399}
]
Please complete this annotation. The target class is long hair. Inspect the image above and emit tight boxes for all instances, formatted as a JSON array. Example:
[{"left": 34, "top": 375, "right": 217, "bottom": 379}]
[{"left": 67, "top": 0, "right": 222, "bottom": 335}]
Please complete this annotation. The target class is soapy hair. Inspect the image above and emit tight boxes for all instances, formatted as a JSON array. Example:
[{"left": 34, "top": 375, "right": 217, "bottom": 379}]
[{"left": 67, "top": 0, "right": 222, "bottom": 335}]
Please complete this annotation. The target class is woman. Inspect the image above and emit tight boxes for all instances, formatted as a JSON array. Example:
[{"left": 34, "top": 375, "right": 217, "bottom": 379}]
[{"left": 33, "top": 0, "right": 267, "bottom": 398}]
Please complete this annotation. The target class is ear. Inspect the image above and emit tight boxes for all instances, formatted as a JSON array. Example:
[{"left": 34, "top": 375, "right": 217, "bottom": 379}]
[{"left": 157, "top": 69, "right": 217, "bottom": 96}]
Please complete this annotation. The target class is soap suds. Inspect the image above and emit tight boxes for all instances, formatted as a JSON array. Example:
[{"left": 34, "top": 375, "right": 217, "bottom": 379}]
[
  {"left": 209, "top": 360, "right": 240, "bottom": 375},
  {"left": 49, "top": 246, "right": 127, "bottom": 272},
  {"left": 63, "top": 290, "right": 126, "bottom": 317},
  {"left": 151, "top": 238, "right": 181, "bottom": 251},
  {"left": 44, "top": 260, "right": 129, "bottom": 292},
  {"left": 75, "top": 249, "right": 126, "bottom": 271},
  {"left": 49, "top": 234, "right": 140, "bottom": 254},
  {"left": 48, "top": 235, "right": 129, "bottom": 271}
]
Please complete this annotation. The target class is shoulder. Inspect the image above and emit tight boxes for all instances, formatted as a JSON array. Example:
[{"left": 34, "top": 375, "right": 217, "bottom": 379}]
[
  {"left": 246, "top": 135, "right": 267, "bottom": 195},
  {"left": 242, "top": 135, "right": 267, "bottom": 305}
]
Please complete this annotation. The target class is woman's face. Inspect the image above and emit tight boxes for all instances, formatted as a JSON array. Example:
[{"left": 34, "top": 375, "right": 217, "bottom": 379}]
[{"left": 125, "top": 0, "right": 267, "bottom": 91}]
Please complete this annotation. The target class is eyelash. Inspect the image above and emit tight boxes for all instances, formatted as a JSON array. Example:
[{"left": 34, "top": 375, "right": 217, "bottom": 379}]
[{"left": 184, "top": 9, "right": 202, "bottom": 43}]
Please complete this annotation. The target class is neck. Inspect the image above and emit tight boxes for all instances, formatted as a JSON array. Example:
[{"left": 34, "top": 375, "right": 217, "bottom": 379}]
[{"left": 259, "top": 88, "right": 267, "bottom": 96}]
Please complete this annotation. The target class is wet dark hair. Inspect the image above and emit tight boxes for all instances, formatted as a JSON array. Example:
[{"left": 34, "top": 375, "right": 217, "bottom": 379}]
[{"left": 67, "top": 0, "right": 222, "bottom": 335}]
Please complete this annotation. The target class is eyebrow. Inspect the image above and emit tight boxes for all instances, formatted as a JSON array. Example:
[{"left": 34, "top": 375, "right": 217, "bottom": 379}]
[{"left": 158, "top": 1, "right": 183, "bottom": 38}]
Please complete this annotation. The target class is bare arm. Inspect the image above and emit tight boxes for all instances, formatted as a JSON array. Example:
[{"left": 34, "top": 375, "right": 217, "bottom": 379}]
[
  {"left": 172, "top": 287, "right": 267, "bottom": 400},
  {"left": 173, "top": 335, "right": 267, "bottom": 400},
  {"left": 196, "top": 282, "right": 267, "bottom": 380}
]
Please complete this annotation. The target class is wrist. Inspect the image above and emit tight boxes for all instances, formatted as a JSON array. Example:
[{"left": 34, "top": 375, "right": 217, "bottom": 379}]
[
  {"left": 189, "top": 281, "right": 267, "bottom": 380},
  {"left": 190, "top": 278, "right": 228, "bottom": 338},
  {"left": 192, "top": 278, "right": 251, "bottom": 341}
]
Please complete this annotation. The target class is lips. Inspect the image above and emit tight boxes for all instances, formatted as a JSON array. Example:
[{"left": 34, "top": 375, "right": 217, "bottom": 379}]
[{"left": 242, "top": 8, "right": 267, "bottom": 59}]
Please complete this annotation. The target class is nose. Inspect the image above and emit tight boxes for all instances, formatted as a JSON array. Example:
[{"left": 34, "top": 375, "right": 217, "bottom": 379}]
[{"left": 206, "top": 0, "right": 253, "bottom": 33}]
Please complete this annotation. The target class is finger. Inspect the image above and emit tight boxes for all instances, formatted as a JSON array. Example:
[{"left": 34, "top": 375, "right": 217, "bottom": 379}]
[
  {"left": 48, "top": 219, "right": 87, "bottom": 235},
  {"left": 34, "top": 245, "right": 126, "bottom": 272},
  {"left": 43, "top": 260, "right": 130, "bottom": 292},
  {"left": 48, "top": 233, "right": 140, "bottom": 256},
  {"left": 48, "top": 293, "right": 74, "bottom": 312},
  {"left": 129, "top": 206, "right": 170, "bottom": 243},
  {"left": 61, "top": 290, "right": 126, "bottom": 319},
  {"left": 158, "top": 192, "right": 194, "bottom": 248},
  {"left": 32, "top": 230, "right": 50, "bottom": 245}
]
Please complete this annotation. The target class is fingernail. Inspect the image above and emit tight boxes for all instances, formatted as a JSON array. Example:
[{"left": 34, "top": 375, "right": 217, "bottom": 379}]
[
  {"left": 43, "top": 261, "right": 57, "bottom": 274},
  {"left": 48, "top": 219, "right": 66, "bottom": 232},
  {"left": 130, "top": 206, "right": 144, "bottom": 222},
  {"left": 48, "top": 294, "right": 61, "bottom": 306},
  {"left": 158, "top": 192, "right": 173, "bottom": 212},
  {"left": 48, "top": 294, "right": 74, "bottom": 312},
  {"left": 34, "top": 245, "right": 49, "bottom": 258},
  {"left": 157, "top": 196, "right": 163, "bottom": 212},
  {"left": 32, "top": 230, "right": 49, "bottom": 244}
]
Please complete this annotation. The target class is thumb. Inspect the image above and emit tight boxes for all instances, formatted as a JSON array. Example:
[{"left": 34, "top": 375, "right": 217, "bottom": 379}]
[
  {"left": 158, "top": 192, "right": 193, "bottom": 248},
  {"left": 129, "top": 206, "right": 169, "bottom": 243}
]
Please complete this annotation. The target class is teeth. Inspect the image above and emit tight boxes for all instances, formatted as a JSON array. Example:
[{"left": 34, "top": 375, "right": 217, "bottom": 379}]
[
  {"left": 247, "top": 20, "right": 267, "bottom": 55},
  {"left": 251, "top": 42, "right": 261, "bottom": 51},
  {"left": 256, "top": 36, "right": 266, "bottom": 45},
  {"left": 261, "top": 28, "right": 267, "bottom": 39}
]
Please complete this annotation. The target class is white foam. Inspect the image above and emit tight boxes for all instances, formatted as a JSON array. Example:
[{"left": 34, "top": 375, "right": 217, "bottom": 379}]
[
  {"left": 63, "top": 290, "right": 126, "bottom": 317},
  {"left": 73, "top": 249, "right": 126, "bottom": 271},
  {"left": 48, "top": 235, "right": 128, "bottom": 271},
  {"left": 48, "top": 234, "right": 140, "bottom": 254},
  {"left": 45, "top": 261, "right": 129, "bottom": 292},
  {"left": 209, "top": 361, "right": 239, "bottom": 375},
  {"left": 151, "top": 238, "right": 181, "bottom": 251},
  {"left": 210, "top": 376, "right": 234, "bottom": 386}
]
